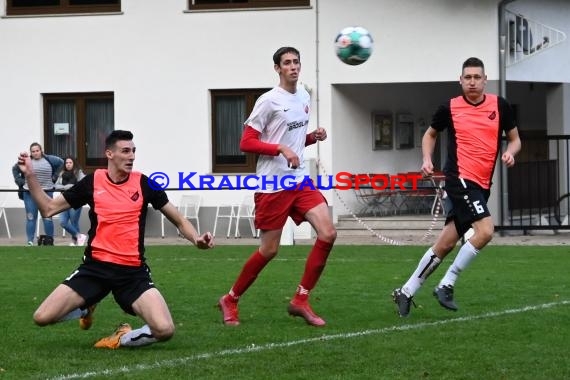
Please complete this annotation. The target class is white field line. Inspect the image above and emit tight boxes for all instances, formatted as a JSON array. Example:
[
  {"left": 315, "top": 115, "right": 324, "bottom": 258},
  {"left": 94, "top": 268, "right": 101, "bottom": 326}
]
[{"left": 50, "top": 300, "right": 570, "bottom": 380}]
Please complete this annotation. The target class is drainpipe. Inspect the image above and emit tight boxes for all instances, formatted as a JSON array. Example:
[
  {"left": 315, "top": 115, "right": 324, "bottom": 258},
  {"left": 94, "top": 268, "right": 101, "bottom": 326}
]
[
  {"left": 498, "top": 0, "right": 516, "bottom": 98},
  {"left": 498, "top": 0, "right": 516, "bottom": 235},
  {"left": 314, "top": 0, "right": 321, "bottom": 176}
]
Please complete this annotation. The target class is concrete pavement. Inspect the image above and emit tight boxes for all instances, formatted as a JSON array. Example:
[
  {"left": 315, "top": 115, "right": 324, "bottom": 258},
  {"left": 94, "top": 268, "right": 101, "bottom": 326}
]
[{"left": 1, "top": 230, "right": 568, "bottom": 247}]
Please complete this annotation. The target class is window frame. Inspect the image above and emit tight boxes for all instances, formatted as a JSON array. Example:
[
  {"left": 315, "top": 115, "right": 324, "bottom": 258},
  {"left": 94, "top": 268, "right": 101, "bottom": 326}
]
[
  {"left": 189, "top": 0, "right": 309, "bottom": 11},
  {"left": 6, "top": 0, "right": 121, "bottom": 16},
  {"left": 211, "top": 88, "right": 268, "bottom": 174},
  {"left": 43, "top": 92, "right": 114, "bottom": 173}
]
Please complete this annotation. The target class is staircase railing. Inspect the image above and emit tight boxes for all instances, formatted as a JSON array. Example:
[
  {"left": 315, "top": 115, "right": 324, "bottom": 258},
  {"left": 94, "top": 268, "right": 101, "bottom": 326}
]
[{"left": 505, "top": 9, "right": 566, "bottom": 66}]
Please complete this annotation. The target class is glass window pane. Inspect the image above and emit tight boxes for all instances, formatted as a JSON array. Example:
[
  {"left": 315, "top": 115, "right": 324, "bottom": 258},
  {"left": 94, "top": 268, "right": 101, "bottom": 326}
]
[
  {"left": 85, "top": 99, "right": 114, "bottom": 166},
  {"left": 8, "top": 0, "right": 119, "bottom": 14},
  {"left": 215, "top": 95, "right": 246, "bottom": 164},
  {"left": 46, "top": 100, "right": 76, "bottom": 159}
]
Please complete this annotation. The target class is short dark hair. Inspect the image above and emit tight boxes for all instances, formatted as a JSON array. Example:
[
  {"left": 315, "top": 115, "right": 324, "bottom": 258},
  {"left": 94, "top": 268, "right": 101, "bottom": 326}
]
[
  {"left": 462, "top": 57, "right": 485, "bottom": 72},
  {"left": 273, "top": 46, "right": 300, "bottom": 65},
  {"left": 105, "top": 130, "right": 133, "bottom": 150}
]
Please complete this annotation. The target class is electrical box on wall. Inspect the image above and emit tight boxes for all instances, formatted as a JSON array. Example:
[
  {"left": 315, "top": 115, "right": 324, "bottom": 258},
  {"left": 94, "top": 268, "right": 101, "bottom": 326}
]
[
  {"left": 396, "top": 113, "right": 414, "bottom": 149},
  {"left": 53, "top": 123, "right": 70, "bottom": 135}
]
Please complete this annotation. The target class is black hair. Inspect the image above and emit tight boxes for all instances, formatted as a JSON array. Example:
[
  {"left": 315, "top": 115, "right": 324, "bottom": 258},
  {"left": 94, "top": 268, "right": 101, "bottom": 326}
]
[
  {"left": 462, "top": 57, "right": 485, "bottom": 71},
  {"left": 61, "top": 156, "right": 81, "bottom": 184},
  {"left": 272, "top": 46, "right": 300, "bottom": 65},
  {"left": 105, "top": 130, "right": 133, "bottom": 150},
  {"left": 63, "top": 156, "right": 80, "bottom": 172}
]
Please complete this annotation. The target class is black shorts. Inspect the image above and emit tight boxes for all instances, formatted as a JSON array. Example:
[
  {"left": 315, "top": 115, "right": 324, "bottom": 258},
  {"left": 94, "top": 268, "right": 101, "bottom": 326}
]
[
  {"left": 62, "top": 259, "right": 156, "bottom": 315},
  {"left": 444, "top": 177, "right": 491, "bottom": 236}
]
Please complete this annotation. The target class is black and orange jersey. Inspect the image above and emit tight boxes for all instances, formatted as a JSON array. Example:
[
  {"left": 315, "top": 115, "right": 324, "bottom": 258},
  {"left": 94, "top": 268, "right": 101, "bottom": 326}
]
[
  {"left": 431, "top": 94, "right": 516, "bottom": 189},
  {"left": 63, "top": 169, "right": 168, "bottom": 267}
]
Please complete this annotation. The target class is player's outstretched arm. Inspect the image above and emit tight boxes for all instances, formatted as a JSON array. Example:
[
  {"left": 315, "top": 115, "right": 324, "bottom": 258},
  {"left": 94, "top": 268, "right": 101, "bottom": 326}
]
[
  {"left": 17, "top": 152, "right": 71, "bottom": 217},
  {"left": 160, "top": 202, "right": 214, "bottom": 249}
]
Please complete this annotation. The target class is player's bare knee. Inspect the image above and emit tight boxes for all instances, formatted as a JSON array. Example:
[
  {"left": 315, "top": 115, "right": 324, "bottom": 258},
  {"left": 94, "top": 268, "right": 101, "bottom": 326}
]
[
  {"left": 476, "top": 224, "right": 494, "bottom": 245},
  {"left": 318, "top": 226, "right": 337, "bottom": 243},
  {"left": 151, "top": 322, "right": 175, "bottom": 341},
  {"left": 433, "top": 243, "right": 455, "bottom": 258},
  {"left": 441, "top": 242, "right": 456, "bottom": 255},
  {"left": 32, "top": 310, "right": 51, "bottom": 326},
  {"left": 480, "top": 230, "right": 494, "bottom": 245},
  {"left": 261, "top": 242, "right": 280, "bottom": 258}
]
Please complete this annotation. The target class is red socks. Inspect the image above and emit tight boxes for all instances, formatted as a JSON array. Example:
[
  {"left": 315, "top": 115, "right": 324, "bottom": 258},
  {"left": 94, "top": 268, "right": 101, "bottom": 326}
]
[
  {"left": 229, "top": 250, "right": 270, "bottom": 299},
  {"left": 295, "top": 239, "right": 333, "bottom": 301},
  {"left": 229, "top": 239, "right": 333, "bottom": 303}
]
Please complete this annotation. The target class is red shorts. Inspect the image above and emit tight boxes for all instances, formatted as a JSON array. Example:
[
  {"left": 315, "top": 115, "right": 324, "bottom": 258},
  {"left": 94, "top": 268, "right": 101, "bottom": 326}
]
[{"left": 254, "top": 187, "right": 327, "bottom": 230}]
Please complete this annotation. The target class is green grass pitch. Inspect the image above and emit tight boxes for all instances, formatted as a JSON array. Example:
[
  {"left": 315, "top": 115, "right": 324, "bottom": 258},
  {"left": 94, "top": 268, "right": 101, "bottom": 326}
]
[{"left": 1, "top": 244, "right": 569, "bottom": 379}]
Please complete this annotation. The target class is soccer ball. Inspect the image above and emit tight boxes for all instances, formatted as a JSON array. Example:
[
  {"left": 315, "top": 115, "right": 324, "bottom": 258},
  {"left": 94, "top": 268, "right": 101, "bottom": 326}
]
[{"left": 334, "top": 26, "right": 373, "bottom": 66}]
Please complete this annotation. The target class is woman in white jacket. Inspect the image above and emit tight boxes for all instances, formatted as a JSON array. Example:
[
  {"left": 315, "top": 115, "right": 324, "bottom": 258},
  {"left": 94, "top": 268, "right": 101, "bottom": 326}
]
[{"left": 55, "top": 157, "right": 87, "bottom": 246}]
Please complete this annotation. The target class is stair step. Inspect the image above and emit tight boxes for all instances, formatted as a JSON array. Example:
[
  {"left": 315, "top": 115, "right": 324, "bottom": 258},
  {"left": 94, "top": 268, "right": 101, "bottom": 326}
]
[
  {"left": 336, "top": 215, "right": 445, "bottom": 231},
  {"left": 335, "top": 229, "right": 438, "bottom": 238}
]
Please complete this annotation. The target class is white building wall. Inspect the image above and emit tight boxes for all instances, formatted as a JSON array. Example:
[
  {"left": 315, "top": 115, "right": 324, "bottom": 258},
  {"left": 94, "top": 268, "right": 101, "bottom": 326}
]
[
  {"left": 0, "top": 1, "right": 317, "bottom": 210},
  {"left": 1, "top": 0, "right": 567, "bottom": 237}
]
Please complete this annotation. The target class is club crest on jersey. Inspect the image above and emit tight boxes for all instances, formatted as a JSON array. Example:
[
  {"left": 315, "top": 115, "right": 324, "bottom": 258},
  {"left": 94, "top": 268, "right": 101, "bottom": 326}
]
[
  {"left": 488, "top": 111, "right": 496, "bottom": 120},
  {"left": 130, "top": 191, "right": 140, "bottom": 201}
]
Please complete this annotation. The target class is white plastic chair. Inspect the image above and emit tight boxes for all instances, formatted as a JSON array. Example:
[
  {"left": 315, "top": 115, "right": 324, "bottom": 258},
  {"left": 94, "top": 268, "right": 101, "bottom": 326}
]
[
  {"left": 160, "top": 212, "right": 167, "bottom": 238},
  {"left": 36, "top": 211, "right": 64, "bottom": 238},
  {"left": 0, "top": 190, "right": 12, "bottom": 239},
  {"left": 234, "top": 194, "right": 259, "bottom": 238},
  {"left": 178, "top": 194, "right": 202, "bottom": 235},
  {"left": 213, "top": 203, "right": 237, "bottom": 238}
]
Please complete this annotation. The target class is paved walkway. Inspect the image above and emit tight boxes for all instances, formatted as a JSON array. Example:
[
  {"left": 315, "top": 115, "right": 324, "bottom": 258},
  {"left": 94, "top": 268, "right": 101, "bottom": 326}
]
[
  {"left": 1, "top": 231, "right": 568, "bottom": 247},
  {"left": 327, "top": 232, "right": 569, "bottom": 246}
]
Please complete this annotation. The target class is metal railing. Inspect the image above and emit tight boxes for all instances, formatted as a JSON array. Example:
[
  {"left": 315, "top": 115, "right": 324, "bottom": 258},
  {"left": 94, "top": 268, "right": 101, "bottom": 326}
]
[
  {"left": 498, "top": 134, "right": 570, "bottom": 232},
  {"left": 505, "top": 9, "right": 566, "bottom": 67}
]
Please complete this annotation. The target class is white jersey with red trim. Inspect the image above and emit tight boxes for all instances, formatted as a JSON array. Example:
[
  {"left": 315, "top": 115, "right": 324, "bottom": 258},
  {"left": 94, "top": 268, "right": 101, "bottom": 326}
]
[{"left": 244, "top": 85, "right": 310, "bottom": 192}]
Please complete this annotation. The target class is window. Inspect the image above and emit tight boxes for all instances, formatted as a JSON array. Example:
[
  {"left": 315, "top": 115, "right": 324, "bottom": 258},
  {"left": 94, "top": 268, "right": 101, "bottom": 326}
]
[
  {"left": 211, "top": 89, "right": 268, "bottom": 173},
  {"left": 43, "top": 92, "right": 114, "bottom": 172},
  {"left": 189, "top": 0, "right": 309, "bottom": 11},
  {"left": 7, "top": 0, "right": 120, "bottom": 16}
]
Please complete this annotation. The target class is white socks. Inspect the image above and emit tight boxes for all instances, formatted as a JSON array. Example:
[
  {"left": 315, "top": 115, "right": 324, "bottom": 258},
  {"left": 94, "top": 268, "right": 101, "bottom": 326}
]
[
  {"left": 119, "top": 324, "right": 158, "bottom": 347},
  {"left": 57, "top": 308, "right": 87, "bottom": 322},
  {"left": 438, "top": 240, "right": 479, "bottom": 288},
  {"left": 402, "top": 248, "right": 442, "bottom": 297}
]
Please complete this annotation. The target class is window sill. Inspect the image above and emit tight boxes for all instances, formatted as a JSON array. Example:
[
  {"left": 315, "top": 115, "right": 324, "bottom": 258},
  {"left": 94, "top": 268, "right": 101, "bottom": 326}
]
[
  {"left": 2, "top": 12, "right": 123, "bottom": 19},
  {"left": 184, "top": 6, "right": 311, "bottom": 13}
]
